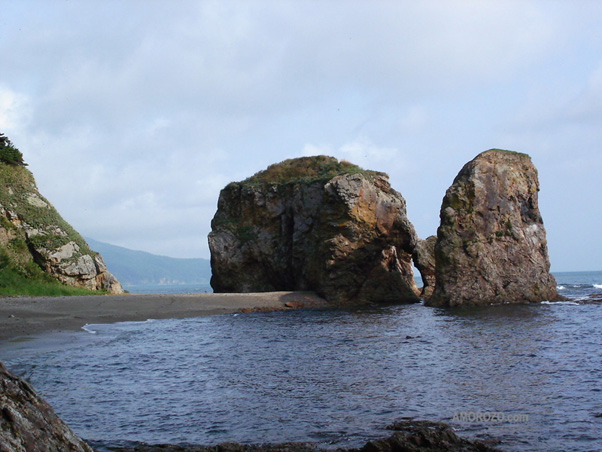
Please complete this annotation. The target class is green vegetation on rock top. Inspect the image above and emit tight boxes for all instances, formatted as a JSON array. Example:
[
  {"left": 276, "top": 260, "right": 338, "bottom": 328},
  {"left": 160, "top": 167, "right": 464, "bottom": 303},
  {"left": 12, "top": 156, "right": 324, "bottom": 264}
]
[
  {"left": 238, "top": 155, "right": 382, "bottom": 186},
  {"left": 482, "top": 148, "right": 531, "bottom": 159}
]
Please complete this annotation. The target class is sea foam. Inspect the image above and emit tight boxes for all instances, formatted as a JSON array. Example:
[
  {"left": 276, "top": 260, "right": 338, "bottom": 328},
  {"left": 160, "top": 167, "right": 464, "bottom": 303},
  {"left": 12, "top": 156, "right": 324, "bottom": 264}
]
[
  {"left": 541, "top": 300, "right": 580, "bottom": 306},
  {"left": 81, "top": 324, "right": 97, "bottom": 334}
]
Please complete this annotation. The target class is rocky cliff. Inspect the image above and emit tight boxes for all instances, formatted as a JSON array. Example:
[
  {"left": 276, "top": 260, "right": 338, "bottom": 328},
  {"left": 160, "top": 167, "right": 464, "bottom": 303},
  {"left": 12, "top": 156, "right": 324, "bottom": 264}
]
[
  {"left": 209, "top": 156, "right": 421, "bottom": 304},
  {"left": 0, "top": 361, "right": 94, "bottom": 452},
  {"left": 0, "top": 160, "right": 123, "bottom": 294},
  {"left": 427, "top": 149, "right": 559, "bottom": 307}
]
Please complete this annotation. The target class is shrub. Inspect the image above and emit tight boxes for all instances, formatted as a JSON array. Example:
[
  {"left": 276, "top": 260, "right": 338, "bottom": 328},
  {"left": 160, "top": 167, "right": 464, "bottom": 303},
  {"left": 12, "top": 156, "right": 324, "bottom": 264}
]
[
  {"left": 243, "top": 155, "right": 378, "bottom": 185},
  {"left": 0, "top": 132, "right": 27, "bottom": 166}
]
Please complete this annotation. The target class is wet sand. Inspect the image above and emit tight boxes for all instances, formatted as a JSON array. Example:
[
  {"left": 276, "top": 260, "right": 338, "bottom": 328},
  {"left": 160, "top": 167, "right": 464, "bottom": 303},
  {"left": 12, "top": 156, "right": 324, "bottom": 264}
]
[{"left": 0, "top": 292, "right": 328, "bottom": 342}]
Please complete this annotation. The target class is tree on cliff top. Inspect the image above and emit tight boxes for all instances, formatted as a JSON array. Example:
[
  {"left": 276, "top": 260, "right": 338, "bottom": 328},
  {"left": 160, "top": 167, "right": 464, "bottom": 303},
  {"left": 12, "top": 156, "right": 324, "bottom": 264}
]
[{"left": 0, "top": 133, "right": 27, "bottom": 166}]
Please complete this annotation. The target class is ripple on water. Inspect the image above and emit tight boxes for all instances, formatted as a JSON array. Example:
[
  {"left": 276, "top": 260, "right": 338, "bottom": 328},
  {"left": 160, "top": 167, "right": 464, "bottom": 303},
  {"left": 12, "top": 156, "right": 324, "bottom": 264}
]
[{"left": 1, "top": 302, "right": 602, "bottom": 452}]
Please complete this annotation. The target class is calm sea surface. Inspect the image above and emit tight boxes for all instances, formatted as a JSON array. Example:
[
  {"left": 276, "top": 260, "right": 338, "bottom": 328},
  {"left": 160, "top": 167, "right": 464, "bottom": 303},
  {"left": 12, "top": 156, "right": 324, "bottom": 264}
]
[{"left": 1, "top": 271, "right": 601, "bottom": 452}]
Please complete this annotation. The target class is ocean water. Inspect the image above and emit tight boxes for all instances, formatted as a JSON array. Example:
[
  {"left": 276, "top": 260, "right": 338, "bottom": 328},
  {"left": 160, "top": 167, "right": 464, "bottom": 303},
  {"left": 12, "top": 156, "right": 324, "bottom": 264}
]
[
  {"left": 123, "top": 283, "right": 213, "bottom": 294},
  {"left": 1, "top": 271, "right": 601, "bottom": 452}
]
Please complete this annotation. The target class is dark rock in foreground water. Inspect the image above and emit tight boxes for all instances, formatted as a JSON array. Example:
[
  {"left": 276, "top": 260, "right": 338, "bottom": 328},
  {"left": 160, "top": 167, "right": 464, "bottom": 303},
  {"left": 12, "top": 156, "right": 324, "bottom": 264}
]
[
  {"left": 0, "top": 361, "right": 93, "bottom": 452},
  {"left": 427, "top": 149, "right": 559, "bottom": 307},
  {"left": 363, "top": 420, "right": 503, "bottom": 452},
  {"left": 106, "top": 420, "right": 503, "bottom": 452},
  {"left": 209, "top": 156, "right": 420, "bottom": 304}
]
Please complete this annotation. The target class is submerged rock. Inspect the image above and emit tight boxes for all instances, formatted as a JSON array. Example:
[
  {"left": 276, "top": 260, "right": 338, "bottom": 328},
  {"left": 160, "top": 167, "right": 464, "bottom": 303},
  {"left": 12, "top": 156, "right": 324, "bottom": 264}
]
[
  {"left": 208, "top": 156, "right": 420, "bottom": 304},
  {"left": 427, "top": 149, "right": 559, "bottom": 307},
  {"left": 361, "top": 419, "right": 502, "bottom": 452},
  {"left": 104, "top": 420, "right": 503, "bottom": 452},
  {"left": 0, "top": 361, "right": 94, "bottom": 452}
]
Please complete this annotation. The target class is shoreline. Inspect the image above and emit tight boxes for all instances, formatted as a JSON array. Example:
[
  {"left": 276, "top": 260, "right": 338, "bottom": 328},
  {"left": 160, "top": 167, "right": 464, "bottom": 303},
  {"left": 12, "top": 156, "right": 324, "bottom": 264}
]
[{"left": 0, "top": 291, "right": 329, "bottom": 342}]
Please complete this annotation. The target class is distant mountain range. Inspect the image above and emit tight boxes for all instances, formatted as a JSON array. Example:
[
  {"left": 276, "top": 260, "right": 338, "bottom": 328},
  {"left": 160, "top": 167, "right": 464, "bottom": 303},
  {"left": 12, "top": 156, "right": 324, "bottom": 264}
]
[{"left": 85, "top": 237, "right": 211, "bottom": 286}]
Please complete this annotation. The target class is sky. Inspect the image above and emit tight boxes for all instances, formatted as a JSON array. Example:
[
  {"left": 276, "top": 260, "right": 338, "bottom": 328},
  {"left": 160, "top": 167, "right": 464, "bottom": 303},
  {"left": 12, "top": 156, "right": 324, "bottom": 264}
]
[{"left": 0, "top": 1, "right": 600, "bottom": 271}]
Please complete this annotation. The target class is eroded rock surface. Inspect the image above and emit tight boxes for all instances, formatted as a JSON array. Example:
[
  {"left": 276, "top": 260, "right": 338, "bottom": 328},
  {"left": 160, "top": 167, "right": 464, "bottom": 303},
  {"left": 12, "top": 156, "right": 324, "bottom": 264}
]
[
  {"left": 0, "top": 361, "right": 94, "bottom": 452},
  {"left": 209, "top": 156, "right": 420, "bottom": 304},
  {"left": 412, "top": 236, "right": 436, "bottom": 298},
  {"left": 427, "top": 149, "right": 559, "bottom": 307}
]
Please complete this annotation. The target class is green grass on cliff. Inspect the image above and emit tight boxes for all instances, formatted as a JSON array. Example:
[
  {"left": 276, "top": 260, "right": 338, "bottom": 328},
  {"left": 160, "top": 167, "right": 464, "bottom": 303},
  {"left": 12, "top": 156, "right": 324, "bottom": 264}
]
[
  {"left": 484, "top": 148, "right": 531, "bottom": 159},
  {"left": 0, "top": 160, "right": 105, "bottom": 296},
  {"left": 0, "top": 163, "right": 94, "bottom": 257},
  {"left": 240, "top": 155, "right": 382, "bottom": 186},
  {"left": 0, "top": 247, "right": 103, "bottom": 297}
]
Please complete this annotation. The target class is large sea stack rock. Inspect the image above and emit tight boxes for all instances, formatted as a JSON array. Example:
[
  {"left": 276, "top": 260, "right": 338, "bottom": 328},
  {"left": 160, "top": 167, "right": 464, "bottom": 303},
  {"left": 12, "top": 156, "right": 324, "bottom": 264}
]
[
  {"left": 427, "top": 149, "right": 559, "bottom": 307},
  {"left": 0, "top": 155, "right": 123, "bottom": 294},
  {"left": 208, "top": 156, "right": 420, "bottom": 304},
  {"left": 0, "top": 361, "right": 94, "bottom": 452}
]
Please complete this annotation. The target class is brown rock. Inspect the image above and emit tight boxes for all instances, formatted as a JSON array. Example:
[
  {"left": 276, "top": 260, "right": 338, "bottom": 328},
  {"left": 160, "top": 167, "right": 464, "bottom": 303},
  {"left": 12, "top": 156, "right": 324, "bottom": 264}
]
[
  {"left": 412, "top": 236, "right": 436, "bottom": 298},
  {"left": 427, "top": 149, "right": 559, "bottom": 307},
  {"left": 0, "top": 361, "right": 94, "bottom": 452},
  {"left": 208, "top": 156, "right": 420, "bottom": 304}
]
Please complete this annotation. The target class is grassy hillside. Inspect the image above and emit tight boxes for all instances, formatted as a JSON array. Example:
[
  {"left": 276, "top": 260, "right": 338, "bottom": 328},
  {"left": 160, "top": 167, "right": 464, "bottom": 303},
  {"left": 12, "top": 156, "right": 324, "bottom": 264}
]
[
  {"left": 85, "top": 237, "right": 211, "bottom": 286},
  {"left": 0, "top": 144, "right": 115, "bottom": 296},
  {"left": 0, "top": 253, "right": 103, "bottom": 296}
]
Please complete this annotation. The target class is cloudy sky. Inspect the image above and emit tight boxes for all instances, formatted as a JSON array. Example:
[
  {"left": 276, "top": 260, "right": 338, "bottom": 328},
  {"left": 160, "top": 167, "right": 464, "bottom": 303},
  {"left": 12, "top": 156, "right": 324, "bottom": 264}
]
[{"left": 1, "top": 1, "right": 600, "bottom": 271}]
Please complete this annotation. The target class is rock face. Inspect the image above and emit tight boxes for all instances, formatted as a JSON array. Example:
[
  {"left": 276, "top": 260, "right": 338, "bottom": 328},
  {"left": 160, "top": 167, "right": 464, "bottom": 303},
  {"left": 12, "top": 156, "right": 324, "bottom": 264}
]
[
  {"left": 209, "top": 156, "right": 420, "bottom": 304},
  {"left": 0, "top": 161, "right": 123, "bottom": 294},
  {"left": 427, "top": 149, "right": 558, "bottom": 307},
  {"left": 412, "top": 235, "right": 436, "bottom": 298},
  {"left": 0, "top": 361, "right": 94, "bottom": 452},
  {"left": 361, "top": 420, "right": 502, "bottom": 452}
]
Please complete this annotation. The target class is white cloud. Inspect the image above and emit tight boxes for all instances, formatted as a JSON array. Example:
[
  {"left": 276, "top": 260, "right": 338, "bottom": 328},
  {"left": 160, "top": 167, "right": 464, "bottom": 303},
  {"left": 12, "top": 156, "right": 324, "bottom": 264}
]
[
  {"left": 302, "top": 136, "right": 407, "bottom": 176},
  {"left": 565, "top": 61, "right": 602, "bottom": 122},
  {"left": 0, "top": 86, "right": 30, "bottom": 131},
  {"left": 399, "top": 106, "right": 429, "bottom": 132},
  {"left": 0, "top": 1, "right": 600, "bottom": 268},
  {"left": 302, "top": 143, "right": 333, "bottom": 157},
  {"left": 339, "top": 137, "right": 399, "bottom": 166}
]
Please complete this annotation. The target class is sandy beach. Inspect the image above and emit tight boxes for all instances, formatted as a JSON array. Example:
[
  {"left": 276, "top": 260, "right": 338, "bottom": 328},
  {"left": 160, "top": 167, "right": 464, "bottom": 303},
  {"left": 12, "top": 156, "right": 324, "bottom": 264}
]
[{"left": 0, "top": 291, "right": 328, "bottom": 342}]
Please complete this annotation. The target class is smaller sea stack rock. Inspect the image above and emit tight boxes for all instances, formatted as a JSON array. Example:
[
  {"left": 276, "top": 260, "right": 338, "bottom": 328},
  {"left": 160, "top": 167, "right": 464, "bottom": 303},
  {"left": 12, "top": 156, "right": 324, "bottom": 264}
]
[
  {"left": 427, "top": 149, "right": 559, "bottom": 307},
  {"left": 208, "top": 156, "right": 421, "bottom": 304}
]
